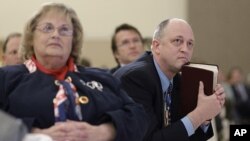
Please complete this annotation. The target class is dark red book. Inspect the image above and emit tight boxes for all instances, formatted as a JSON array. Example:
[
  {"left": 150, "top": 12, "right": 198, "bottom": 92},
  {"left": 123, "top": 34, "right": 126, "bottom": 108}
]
[{"left": 179, "top": 63, "right": 218, "bottom": 118}]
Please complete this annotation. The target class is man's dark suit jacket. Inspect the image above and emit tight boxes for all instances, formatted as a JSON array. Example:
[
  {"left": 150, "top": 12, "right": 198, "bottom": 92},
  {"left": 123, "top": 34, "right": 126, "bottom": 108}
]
[
  {"left": 109, "top": 65, "right": 121, "bottom": 74},
  {"left": 231, "top": 85, "right": 250, "bottom": 120},
  {"left": 114, "top": 51, "right": 213, "bottom": 141}
]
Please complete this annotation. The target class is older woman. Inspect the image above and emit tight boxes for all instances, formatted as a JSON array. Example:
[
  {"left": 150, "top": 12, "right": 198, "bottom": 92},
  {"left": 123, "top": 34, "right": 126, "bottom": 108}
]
[{"left": 0, "top": 2, "right": 147, "bottom": 141}]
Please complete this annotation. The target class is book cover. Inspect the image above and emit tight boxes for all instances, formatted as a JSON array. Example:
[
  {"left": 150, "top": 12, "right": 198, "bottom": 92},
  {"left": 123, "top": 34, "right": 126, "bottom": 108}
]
[{"left": 179, "top": 63, "right": 218, "bottom": 118}]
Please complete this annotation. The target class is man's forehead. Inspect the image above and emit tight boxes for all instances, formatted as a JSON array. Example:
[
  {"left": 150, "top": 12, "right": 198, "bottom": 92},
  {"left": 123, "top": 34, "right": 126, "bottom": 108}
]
[{"left": 164, "top": 20, "right": 194, "bottom": 40}]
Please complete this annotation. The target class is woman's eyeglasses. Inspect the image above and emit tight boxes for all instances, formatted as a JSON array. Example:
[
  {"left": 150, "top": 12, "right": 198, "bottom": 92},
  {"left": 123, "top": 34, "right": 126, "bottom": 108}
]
[{"left": 36, "top": 23, "right": 73, "bottom": 36}]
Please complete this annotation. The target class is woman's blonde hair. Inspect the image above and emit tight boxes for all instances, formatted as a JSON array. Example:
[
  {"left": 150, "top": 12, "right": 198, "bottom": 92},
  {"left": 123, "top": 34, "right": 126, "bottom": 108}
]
[{"left": 21, "top": 2, "right": 83, "bottom": 63}]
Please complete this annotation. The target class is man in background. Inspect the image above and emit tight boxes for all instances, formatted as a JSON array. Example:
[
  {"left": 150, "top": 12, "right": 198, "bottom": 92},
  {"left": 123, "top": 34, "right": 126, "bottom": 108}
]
[
  {"left": 110, "top": 23, "right": 145, "bottom": 73},
  {"left": 228, "top": 66, "right": 250, "bottom": 124},
  {"left": 2, "top": 32, "right": 23, "bottom": 66}
]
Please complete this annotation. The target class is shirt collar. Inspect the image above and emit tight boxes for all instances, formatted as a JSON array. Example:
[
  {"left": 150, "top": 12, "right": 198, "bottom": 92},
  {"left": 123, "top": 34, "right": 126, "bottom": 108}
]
[
  {"left": 120, "top": 63, "right": 126, "bottom": 67},
  {"left": 153, "top": 58, "right": 172, "bottom": 93}
]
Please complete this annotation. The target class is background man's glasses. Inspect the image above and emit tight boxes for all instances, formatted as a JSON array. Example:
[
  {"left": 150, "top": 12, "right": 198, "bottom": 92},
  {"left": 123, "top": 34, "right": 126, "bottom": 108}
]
[{"left": 118, "top": 38, "right": 142, "bottom": 48}]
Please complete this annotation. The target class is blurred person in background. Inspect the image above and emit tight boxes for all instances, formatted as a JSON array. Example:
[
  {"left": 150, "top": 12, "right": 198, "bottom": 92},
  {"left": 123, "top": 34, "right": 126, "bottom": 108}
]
[
  {"left": 2, "top": 32, "right": 23, "bottom": 66},
  {"left": 228, "top": 66, "right": 250, "bottom": 124},
  {"left": 110, "top": 23, "right": 145, "bottom": 73},
  {"left": 79, "top": 57, "right": 91, "bottom": 67}
]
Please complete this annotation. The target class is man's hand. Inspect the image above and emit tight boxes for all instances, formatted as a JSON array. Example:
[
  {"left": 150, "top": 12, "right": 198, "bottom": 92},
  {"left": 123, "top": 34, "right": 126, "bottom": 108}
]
[{"left": 188, "top": 81, "right": 225, "bottom": 129}]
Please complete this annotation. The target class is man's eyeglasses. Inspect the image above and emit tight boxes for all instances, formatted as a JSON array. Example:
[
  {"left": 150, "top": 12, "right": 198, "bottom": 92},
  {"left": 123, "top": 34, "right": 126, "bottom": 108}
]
[
  {"left": 36, "top": 23, "right": 73, "bottom": 36},
  {"left": 118, "top": 38, "right": 142, "bottom": 48}
]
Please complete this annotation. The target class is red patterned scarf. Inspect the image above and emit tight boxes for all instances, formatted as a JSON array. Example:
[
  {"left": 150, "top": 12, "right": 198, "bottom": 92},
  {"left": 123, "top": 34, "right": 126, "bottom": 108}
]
[{"left": 31, "top": 56, "right": 75, "bottom": 80}]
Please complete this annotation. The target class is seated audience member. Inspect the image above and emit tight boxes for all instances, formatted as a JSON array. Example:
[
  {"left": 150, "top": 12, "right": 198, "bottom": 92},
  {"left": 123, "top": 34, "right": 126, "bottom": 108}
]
[
  {"left": 143, "top": 37, "right": 153, "bottom": 51},
  {"left": 0, "top": 110, "right": 53, "bottom": 141},
  {"left": 2, "top": 32, "right": 23, "bottom": 65},
  {"left": 227, "top": 66, "right": 250, "bottom": 124},
  {"left": 114, "top": 18, "right": 225, "bottom": 141},
  {"left": 0, "top": 110, "right": 27, "bottom": 141},
  {"left": 0, "top": 39, "right": 3, "bottom": 62},
  {"left": 0, "top": 2, "right": 147, "bottom": 141},
  {"left": 110, "top": 23, "right": 145, "bottom": 73},
  {"left": 79, "top": 57, "right": 91, "bottom": 67},
  {"left": 215, "top": 70, "right": 234, "bottom": 141}
]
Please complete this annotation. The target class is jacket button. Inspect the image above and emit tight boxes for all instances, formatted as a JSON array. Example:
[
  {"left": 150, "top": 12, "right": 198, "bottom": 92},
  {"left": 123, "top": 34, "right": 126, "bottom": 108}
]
[{"left": 77, "top": 96, "right": 89, "bottom": 104}]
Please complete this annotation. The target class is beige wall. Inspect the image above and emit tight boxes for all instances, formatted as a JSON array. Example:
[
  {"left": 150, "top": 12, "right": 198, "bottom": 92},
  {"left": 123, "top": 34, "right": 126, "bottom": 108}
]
[
  {"left": 188, "top": 0, "right": 250, "bottom": 77},
  {"left": 0, "top": 0, "right": 187, "bottom": 68}
]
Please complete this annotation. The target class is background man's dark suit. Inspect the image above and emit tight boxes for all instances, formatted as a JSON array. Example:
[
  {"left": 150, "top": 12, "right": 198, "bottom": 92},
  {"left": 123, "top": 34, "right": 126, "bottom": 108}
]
[
  {"left": 114, "top": 51, "right": 213, "bottom": 141},
  {"left": 109, "top": 65, "right": 121, "bottom": 74},
  {"left": 231, "top": 84, "right": 250, "bottom": 122}
]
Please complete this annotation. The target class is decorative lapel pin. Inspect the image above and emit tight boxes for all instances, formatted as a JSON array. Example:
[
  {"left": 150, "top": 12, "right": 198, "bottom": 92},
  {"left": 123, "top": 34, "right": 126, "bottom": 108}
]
[{"left": 80, "top": 80, "right": 103, "bottom": 92}]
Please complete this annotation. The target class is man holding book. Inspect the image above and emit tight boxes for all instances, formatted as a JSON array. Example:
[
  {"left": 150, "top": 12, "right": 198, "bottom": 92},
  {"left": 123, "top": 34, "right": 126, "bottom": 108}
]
[{"left": 114, "top": 18, "right": 225, "bottom": 141}]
